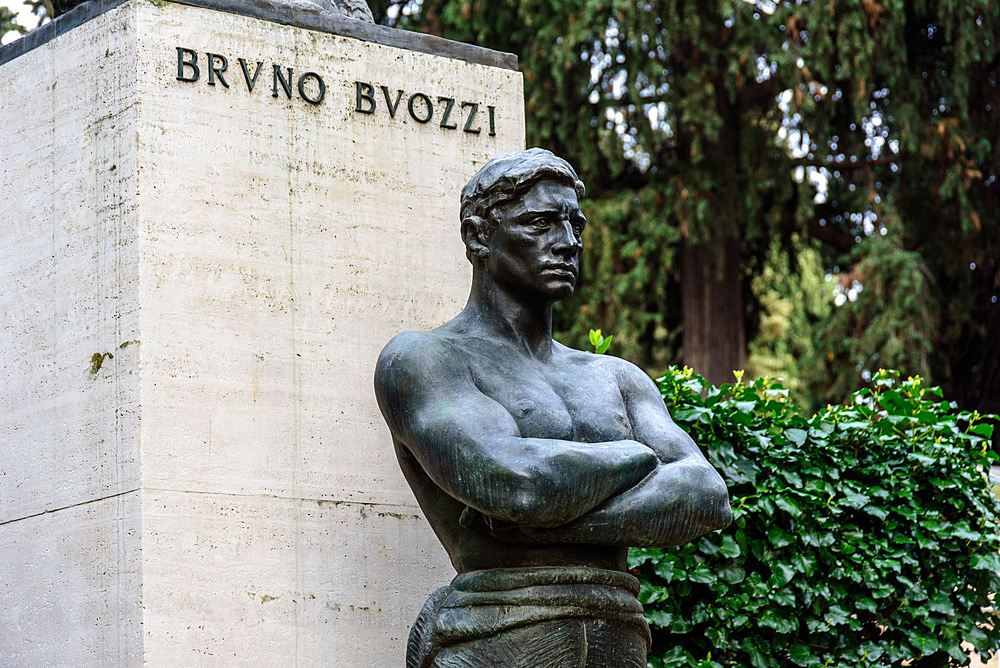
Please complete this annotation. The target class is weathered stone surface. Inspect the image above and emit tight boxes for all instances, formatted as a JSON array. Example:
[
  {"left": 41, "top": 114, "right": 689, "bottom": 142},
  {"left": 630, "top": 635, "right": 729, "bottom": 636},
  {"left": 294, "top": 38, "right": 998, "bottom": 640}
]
[
  {"left": 55, "top": 0, "right": 374, "bottom": 22},
  {"left": 0, "top": 496, "right": 143, "bottom": 665},
  {"left": 0, "top": 1, "right": 523, "bottom": 664},
  {"left": 1, "top": 8, "right": 142, "bottom": 664}
]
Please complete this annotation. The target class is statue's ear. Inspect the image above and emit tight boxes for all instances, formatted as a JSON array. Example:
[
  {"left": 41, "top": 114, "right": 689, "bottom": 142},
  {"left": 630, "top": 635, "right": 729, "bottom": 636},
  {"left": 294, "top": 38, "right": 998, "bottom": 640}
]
[{"left": 461, "top": 215, "right": 490, "bottom": 260}]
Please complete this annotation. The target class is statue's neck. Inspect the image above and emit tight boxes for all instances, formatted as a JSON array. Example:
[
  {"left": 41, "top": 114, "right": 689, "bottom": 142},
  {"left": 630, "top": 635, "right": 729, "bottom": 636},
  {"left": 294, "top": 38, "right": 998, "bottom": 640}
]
[{"left": 462, "top": 266, "right": 554, "bottom": 359}]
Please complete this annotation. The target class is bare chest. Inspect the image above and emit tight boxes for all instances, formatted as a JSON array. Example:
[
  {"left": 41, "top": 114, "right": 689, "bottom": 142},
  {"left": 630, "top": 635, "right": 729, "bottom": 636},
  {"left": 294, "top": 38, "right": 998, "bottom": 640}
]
[{"left": 465, "top": 352, "right": 632, "bottom": 442}]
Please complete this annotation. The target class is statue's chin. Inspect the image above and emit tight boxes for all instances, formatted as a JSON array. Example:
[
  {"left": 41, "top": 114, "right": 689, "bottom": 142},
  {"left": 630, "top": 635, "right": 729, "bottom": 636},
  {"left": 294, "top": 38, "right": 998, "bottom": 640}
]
[{"left": 548, "top": 285, "right": 576, "bottom": 302}]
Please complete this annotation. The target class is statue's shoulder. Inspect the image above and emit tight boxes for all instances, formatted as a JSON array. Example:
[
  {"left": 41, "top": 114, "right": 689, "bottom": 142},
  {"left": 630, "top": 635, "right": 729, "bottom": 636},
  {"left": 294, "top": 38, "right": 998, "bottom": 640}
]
[
  {"left": 553, "top": 341, "right": 652, "bottom": 388},
  {"left": 375, "top": 328, "right": 469, "bottom": 388},
  {"left": 378, "top": 327, "right": 463, "bottom": 359}
]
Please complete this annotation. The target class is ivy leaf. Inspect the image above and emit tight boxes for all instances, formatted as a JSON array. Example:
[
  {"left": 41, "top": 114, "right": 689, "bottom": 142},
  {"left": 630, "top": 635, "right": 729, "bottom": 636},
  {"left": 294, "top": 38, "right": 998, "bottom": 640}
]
[
  {"left": 654, "top": 555, "right": 678, "bottom": 582},
  {"left": 767, "top": 527, "right": 795, "bottom": 548},
  {"left": 688, "top": 564, "right": 716, "bottom": 584},
  {"left": 770, "top": 589, "right": 796, "bottom": 606},
  {"left": 719, "top": 535, "right": 741, "bottom": 558},
  {"left": 913, "top": 633, "right": 940, "bottom": 655},
  {"left": 928, "top": 594, "right": 956, "bottom": 615},
  {"left": 786, "top": 428, "right": 808, "bottom": 445},
  {"left": 842, "top": 491, "right": 872, "bottom": 508},
  {"left": 628, "top": 547, "right": 660, "bottom": 568},
  {"left": 970, "top": 423, "right": 995, "bottom": 438},
  {"left": 646, "top": 609, "right": 673, "bottom": 628},
  {"left": 769, "top": 562, "right": 796, "bottom": 587},
  {"left": 970, "top": 552, "right": 1000, "bottom": 571},
  {"left": 759, "top": 609, "right": 798, "bottom": 634},
  {"left": 776, "top": 496, "right": 804, "bottom": 518},
  {"left": 949, "top": 523, "right": 983, "bottom": 541},
  {"left": 742, "top": 640, "right": 772, "bottom": 668},
  {"left": 788, "top": 643, "right": 812, "bottom": 666}
]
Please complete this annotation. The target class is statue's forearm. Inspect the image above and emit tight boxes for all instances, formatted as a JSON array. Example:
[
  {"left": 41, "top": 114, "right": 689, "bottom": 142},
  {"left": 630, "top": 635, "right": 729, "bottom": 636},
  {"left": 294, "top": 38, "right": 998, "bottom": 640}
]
[
  {"left": 449, "top": 437, "right": 658, "bottom": 528},
  {"left": 507, "top": 459, "right": 732, "bottom": 547}
]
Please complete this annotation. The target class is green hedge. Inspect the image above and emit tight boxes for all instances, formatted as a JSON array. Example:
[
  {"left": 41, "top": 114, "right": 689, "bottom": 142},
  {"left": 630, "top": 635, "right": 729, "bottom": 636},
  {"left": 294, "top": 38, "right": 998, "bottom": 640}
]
[{"left": 632, "top": 368, "right": 1000, "bottom": 667}]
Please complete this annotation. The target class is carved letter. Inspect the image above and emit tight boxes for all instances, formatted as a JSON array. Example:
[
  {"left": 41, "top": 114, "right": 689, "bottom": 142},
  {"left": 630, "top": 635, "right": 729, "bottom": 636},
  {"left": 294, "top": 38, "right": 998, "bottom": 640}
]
[
  {"left": 207, "top": 53, "right": 230, "bottom": 88},
  {"left": 298, "top": 72, "right": 326, "bottom": 105},
  {"left": 239, "top": 58, "right": 263, "bottom": 93},
  {"left": 273, "top": 65, "right": 293, "bottom": 99},
  {"left": 381, "top": 86, "right": 404, "bottom": 118},
  {"left": 176, "top": 47, "right": 199, "bottom": 83},
  {"left": 438, "top": 97, "right": 457, "bottom": 129},
  {"left": 462, "top": 101, "right": 481, "bottom": 134},
  {"left": 488, "top": 105, "right": 496, "bottom": 136},
  {"left": 355, "top": 82, "right": 376, "bottom": 114},
  {"left": 408, "top": 92, "right": 433, "bottom": 123}
]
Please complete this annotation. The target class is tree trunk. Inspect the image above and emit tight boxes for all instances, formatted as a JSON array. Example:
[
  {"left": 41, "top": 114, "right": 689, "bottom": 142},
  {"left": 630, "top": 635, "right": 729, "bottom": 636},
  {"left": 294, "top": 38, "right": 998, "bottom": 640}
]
[{"left": 681, "top": 236, "right": 746, "bottom": 386}]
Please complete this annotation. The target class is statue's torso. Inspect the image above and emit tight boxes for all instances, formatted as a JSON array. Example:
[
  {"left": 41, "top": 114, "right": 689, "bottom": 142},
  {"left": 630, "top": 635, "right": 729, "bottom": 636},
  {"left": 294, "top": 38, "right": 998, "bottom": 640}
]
[
  {"left": 394, "top": 328, "right": 635, "bottom": 573},
  {"left": 452, "top": 335, "right": 634, "bottom": 445}
]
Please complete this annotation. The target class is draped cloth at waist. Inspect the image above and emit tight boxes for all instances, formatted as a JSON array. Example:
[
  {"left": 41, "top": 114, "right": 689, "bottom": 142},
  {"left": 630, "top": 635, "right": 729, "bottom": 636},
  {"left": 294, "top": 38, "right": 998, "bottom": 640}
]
[{"left": 406, "top": 566, "right": 651, "bottom": 668}]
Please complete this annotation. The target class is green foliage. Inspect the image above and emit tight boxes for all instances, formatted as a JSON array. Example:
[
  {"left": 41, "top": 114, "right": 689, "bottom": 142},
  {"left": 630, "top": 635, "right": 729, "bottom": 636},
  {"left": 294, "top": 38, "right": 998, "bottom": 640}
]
[
  {"left": 1, "top": 7, "right": 27, "bottom": 44},
  {"left": 1, "top": 1, "right": 51, "bottom": 44},
  {"left": 631, "top": 367, "right": 1000, "bottom": 667},
  {"left": 819, "top": 228, "right": 940, "bottom": 405},
  {"left": 589, "top": 328, "right": 613, "bottom": 354},
  {"left": 561, "top": 188, "right": 684, "bottom": 371},
  {"left": 746, "top": 235, "right": 834, "bottom": 410},
  {"left": 371, "top": 0, "right": 1000, "bottom": 419}
]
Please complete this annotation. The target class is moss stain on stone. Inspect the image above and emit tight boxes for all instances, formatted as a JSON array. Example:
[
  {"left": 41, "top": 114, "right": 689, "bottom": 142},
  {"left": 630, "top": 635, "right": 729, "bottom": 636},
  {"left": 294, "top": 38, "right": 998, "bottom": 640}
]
[
  {"left": 90, "top": 352, "right": 113, "bottom": 375},
  {"left": 377, "top": 510, "right": 420, "bottom": 521}
]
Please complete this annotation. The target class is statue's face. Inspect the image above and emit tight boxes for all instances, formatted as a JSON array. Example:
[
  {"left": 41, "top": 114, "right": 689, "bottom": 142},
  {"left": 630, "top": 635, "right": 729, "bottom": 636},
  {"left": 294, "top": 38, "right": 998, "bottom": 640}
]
[{"left": 486, "top": 180, "right": 586, "bottom": 302}]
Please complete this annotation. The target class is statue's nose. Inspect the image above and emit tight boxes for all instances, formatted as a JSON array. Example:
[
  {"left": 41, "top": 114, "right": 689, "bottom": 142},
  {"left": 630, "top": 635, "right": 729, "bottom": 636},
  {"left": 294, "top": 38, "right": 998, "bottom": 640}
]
[{"left": 551, "top": 221, "right": 582, "bottom": 256}]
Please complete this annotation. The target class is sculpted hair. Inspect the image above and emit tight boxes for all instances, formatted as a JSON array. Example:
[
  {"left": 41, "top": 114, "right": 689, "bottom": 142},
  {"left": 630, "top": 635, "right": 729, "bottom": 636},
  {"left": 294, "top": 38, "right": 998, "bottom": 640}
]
[{"left": 460, "top": 148, "right": 586, "bottom": 248}]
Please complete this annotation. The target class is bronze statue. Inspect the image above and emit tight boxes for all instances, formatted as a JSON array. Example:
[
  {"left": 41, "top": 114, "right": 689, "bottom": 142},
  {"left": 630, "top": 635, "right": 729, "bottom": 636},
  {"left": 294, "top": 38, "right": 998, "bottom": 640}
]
[{"left": 375, "top": 149, "right": 732, "bottom": 667}]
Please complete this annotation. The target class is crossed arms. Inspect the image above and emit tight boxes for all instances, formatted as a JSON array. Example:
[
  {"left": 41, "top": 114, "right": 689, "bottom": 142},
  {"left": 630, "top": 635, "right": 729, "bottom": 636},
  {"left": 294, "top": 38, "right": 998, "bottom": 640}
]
[{"left": 374, "top": 332, "right": 732, "bottom": 548}]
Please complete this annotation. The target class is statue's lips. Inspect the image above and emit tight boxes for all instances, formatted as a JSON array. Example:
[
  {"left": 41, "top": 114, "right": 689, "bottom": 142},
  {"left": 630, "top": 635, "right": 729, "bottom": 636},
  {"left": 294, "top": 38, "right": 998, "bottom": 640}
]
[{"left": 541, "top": 264, "right": 578, "bottom": 279}]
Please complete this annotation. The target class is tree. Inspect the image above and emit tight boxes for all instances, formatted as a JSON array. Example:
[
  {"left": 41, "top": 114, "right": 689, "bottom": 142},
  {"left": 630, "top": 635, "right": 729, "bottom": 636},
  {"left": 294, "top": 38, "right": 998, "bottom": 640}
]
[
  {"left": 370, "top": 0, "right": 999, "bottom": 420},
  {"left": 1, "top": 1, "right": 51, "bottom": 44},
  {"left": 1, "top": 7, "right": 26, "bottom": 43}
]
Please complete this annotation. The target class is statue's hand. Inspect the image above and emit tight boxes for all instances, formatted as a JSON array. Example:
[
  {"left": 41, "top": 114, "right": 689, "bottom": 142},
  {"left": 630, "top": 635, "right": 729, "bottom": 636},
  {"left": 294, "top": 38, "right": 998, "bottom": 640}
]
[{"left": 459, "top": 506, "right": 542, "bottom": 543}]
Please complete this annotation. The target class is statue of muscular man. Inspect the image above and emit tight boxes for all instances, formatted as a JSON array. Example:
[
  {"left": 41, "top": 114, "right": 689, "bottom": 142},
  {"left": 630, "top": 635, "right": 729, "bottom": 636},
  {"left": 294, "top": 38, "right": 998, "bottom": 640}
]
[{"left": 375, "top": 149, "right": 732, "bottom": 668}]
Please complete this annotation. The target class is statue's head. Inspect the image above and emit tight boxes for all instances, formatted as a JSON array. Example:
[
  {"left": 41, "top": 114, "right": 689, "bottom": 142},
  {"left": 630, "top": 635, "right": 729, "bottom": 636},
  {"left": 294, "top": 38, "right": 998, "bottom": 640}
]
[{"left": 460, "top": 149, "right": 587, "bottom": 301}]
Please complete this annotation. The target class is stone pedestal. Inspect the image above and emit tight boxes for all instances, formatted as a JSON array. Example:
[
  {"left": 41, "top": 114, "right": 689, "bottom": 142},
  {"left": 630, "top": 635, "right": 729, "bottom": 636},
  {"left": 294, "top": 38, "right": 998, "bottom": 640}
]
[{"left": 0, "top": 2, "right": 523, "bottom": 664}]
